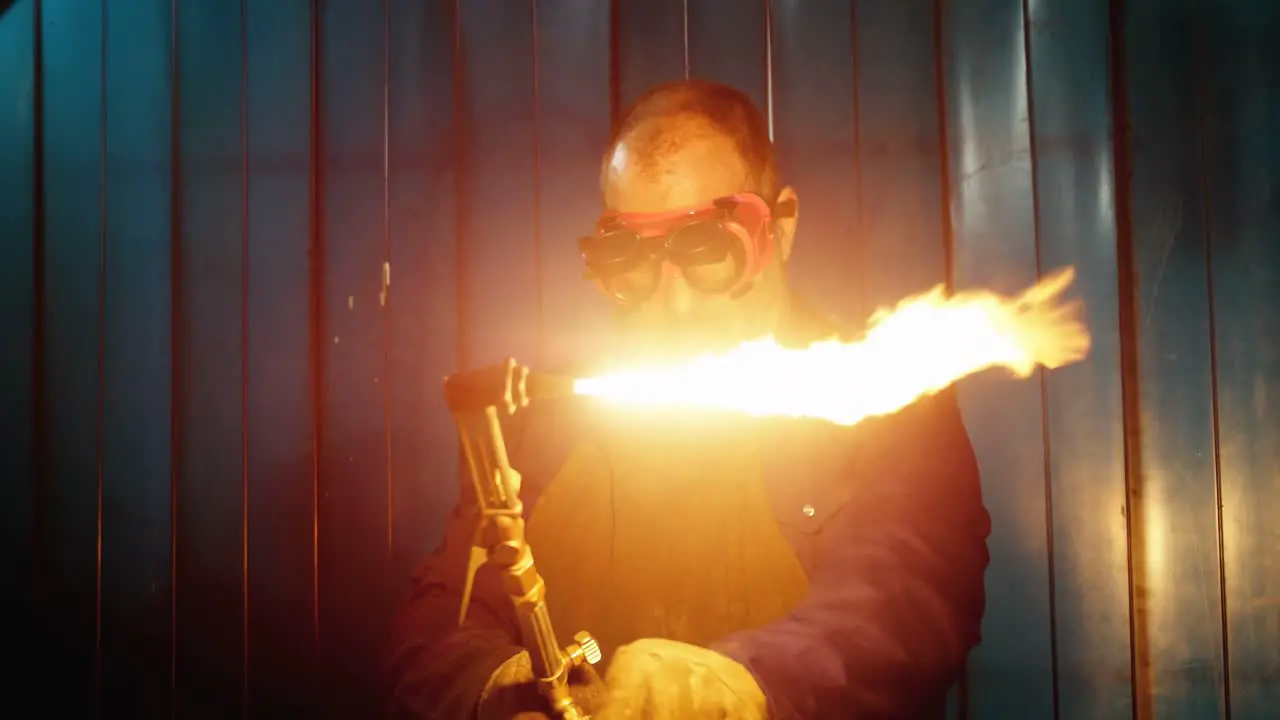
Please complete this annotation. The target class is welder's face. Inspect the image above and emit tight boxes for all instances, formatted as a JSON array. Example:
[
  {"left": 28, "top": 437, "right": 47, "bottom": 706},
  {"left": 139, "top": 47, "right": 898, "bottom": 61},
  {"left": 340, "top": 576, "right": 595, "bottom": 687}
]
[{"left": 598, "top": 129, "right": 797, "bottom": 361}]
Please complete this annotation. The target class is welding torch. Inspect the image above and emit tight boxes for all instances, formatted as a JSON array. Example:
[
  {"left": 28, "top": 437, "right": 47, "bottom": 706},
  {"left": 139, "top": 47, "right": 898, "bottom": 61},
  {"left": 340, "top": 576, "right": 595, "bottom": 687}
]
[{"left": 443, "top": 359, "right": 599, "bottom": 720}]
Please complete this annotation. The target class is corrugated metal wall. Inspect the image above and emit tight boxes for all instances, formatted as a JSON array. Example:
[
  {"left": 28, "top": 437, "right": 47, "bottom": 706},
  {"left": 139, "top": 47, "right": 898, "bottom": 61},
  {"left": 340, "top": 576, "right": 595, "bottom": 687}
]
[{"left": 1, "top": 0, "right": 1276, "bottom": 718}]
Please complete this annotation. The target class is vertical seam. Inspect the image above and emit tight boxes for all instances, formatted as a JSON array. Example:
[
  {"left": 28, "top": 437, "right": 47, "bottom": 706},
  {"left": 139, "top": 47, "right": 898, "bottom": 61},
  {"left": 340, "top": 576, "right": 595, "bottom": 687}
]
[
  {"left": 682, "top": 0, "right": 690, "bottom": 78},
  {"left": 31, "top": 0, "right": 48, "bottom": 632},
  {"left": 1018, "top": 1, "right": 1061, "bottom": 717},
  {"left": 452, "top": 0, "right": 467, "bottom": 369},
  {"left": 168, "top": 0, "right": 183, "bottom": 713},
  {"left": 238, "top": 0, "right": 251, "bottom": 712},
  {"left": 1107, "top": 0, "right": 1147, "bottom": 715},
  {"left": 308, "top": 0, "right": 323, "bottom": 654},
  {"left": 532, "top": 0, "right": 545, "bottom": 367},
  {"left": 931, "top": 3, "right": 966, "bottom": 712},
  {"left": 1189, "top": 10, "right": 1232, "bottom": 717},
  {"left": 764, "top": 0, "right": 774, "bottom": 142},
  {"left": 933, "top": 0, "right": 956, "bottom": 294},
  {"left": 96, "top": 0, "right": 108, "bottom": 711},
  {"left": 382, "top": 0, "right": 394, "bottom": 558},
  {"left": 849, "top": 1, "right": 865, "bottom": 322},
  {"left": 608, "top": 0, "right": 620, "bottom": 132}
]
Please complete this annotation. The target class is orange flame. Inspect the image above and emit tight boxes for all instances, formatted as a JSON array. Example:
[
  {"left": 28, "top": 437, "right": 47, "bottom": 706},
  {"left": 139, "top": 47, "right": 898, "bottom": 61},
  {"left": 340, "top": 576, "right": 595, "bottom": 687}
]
[{"left": 573, "top": 267, "right": 1090, "bottom": 426}]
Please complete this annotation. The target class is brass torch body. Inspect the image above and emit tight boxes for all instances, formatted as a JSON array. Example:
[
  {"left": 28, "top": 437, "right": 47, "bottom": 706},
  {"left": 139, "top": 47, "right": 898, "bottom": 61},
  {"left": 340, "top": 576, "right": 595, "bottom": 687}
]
[
  {"left": 489, "top": 510, "right": 587, "bottom": 720},
  {"left": 445, "top": 359, "right": 599, "bottom": 720}
]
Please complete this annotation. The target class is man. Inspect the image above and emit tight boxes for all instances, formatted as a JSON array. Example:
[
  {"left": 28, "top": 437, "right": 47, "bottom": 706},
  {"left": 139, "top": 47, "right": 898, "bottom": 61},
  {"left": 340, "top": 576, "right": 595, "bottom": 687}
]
[{"left": 387, "top": 79, "right": 991, "bottom": 719}]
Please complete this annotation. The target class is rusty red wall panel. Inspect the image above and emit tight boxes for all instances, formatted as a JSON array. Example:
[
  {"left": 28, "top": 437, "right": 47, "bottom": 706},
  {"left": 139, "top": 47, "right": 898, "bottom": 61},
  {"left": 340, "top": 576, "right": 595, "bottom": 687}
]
[
  {"left": 315, "top": 0, "right": 392, "bottom": 714},
  {"left": 98, "top": 0, "right": 175, "bottom": 713},
  {"left": 173, "top": 1, "right": 248, "bottom": 715},
  {"left": 385, "top": 0, "right": 459, "bottom": 609},
  {"left": 243, "top": 1, "right": 318, "bottom": 716},
  {"left": 0, "top": 0, "right": 37, "bottom": 705},
  {"left": 534, "top": 0, "right": 613, "bottom": 368},
  {"left": 35, "top": 0, "right": 104, "bottom": 711},
  {"left": 1202, "top": 2, "right": 1280, "bottom": 716},
  {"left": 1124, "top": 0, "right": 1229, "bottom": 716},
  {"left": 942, "top": 0, "right": 1056, "bottom": 716},
  {"left": 1026, "top": 1, "right": 1133, "bottom": 717},
  {"left": 767, "top": 0, "right": 861, "bottom": 325}
]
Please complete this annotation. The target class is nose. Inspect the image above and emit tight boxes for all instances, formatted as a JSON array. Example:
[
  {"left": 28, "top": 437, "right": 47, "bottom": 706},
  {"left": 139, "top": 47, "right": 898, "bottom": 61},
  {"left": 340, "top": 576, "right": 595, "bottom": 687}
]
[{"left": 660, "top": 264, "right": 696, "bottom": 317}]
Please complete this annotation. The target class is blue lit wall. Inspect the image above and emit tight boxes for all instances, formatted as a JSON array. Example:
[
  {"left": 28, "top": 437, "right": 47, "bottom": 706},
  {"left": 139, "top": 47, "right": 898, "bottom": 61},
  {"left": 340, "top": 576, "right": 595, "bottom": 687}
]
[{"left": 1, "top": 0, "right": 1275, "bottom": 717}]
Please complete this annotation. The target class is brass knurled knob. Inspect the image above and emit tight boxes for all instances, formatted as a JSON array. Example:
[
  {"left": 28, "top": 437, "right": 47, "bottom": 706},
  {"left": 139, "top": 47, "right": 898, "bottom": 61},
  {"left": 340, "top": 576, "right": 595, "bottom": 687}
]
[{"left": 572, "top": 631, "right": 602, "bottom": 666}]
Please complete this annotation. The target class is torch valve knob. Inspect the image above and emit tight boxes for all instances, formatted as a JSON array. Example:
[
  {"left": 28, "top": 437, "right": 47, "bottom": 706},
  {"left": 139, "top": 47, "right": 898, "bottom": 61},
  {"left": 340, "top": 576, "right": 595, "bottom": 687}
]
[{"left": 570, "top": 631, "right": 602, "bottom": 667}]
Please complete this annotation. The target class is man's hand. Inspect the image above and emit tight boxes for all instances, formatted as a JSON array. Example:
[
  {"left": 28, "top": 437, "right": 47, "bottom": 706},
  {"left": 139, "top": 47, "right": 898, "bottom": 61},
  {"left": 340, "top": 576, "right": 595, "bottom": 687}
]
[
  {"left": 477, "top": 650, "right": 607, "bottom": 720},
  {"left": 598, "top": 639, "right": 768, "bottom": 720}
]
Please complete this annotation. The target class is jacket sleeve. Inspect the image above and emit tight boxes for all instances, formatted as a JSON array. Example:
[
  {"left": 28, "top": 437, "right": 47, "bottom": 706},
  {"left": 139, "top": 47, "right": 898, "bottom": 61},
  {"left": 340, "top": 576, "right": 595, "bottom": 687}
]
[
  {"left": 386, "top": 502, "right": 526, "bottom": 719},
  {"left": 385, "top": 403, "right": 566, "bottom": 719},
  {"left": 710, "top": 388, "right": 991, "bottom": 719}
]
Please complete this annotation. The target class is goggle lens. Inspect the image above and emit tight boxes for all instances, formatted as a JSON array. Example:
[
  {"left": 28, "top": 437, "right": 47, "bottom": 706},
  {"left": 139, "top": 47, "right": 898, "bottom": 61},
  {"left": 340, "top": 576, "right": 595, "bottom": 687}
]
[
  {"left": 585, "top": 230, "right": 647, "bottom": 275},
  {"left": 599, "top": 257, "right": 663, "bottom": 303},
  {"left": 582, "top": 193, "right": 781, "bottom": 304},
  {"left": 586, "top": 222, "right": 746, "bottom": 303},
  {"left": 667, "top": 221, "right": 743, "bottom": 294}
]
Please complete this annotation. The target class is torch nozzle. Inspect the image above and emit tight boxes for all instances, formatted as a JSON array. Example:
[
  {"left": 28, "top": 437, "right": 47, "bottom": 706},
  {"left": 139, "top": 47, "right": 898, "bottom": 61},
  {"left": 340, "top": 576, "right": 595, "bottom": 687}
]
[{"left": 444, "top": 358, "right": 578, "bottom": 415}]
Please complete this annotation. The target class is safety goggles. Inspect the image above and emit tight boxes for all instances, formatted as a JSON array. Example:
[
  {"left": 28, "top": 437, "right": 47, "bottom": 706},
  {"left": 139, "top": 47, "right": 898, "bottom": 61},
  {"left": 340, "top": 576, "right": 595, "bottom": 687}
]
[{"left": 579, "top": 193, "right": 796, "bottom": 305}]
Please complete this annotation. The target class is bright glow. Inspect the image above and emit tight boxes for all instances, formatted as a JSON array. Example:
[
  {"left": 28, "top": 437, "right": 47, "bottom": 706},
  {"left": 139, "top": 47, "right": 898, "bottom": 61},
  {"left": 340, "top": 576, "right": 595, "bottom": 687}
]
[
  {"left": 574, "top": 267, "right": 1091, "bottom": 426},
  {"left": 608, "top": 143, "right": 629, "bottom": 177}
]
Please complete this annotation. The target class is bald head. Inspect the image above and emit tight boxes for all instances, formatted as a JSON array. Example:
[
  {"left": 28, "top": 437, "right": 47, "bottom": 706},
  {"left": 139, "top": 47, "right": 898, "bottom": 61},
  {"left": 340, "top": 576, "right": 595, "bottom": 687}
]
[
  {"left": 604, "top": 115, "right": 752, "bottom": 211},
  {"left": 601, "top": 80, "right": 779, "bottom": 211}
]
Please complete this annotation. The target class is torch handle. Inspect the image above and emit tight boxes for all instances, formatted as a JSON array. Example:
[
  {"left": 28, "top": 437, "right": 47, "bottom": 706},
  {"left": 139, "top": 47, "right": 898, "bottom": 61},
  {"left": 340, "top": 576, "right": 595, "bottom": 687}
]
[
  {"left": 490, "top": 514, "right": 599, "bottom": 719},
  {"left": 448, "top": 371, "right": 600, "bottom": 720}
]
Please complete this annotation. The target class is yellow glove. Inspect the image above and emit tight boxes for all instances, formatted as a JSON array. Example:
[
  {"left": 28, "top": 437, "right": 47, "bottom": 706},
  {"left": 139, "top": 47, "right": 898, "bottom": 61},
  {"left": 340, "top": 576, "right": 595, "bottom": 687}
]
[
  {"left": 597, "top": 639, "right": 768, "bottom": 720},
  {"left": 477, "top": 650, "right": 607, "bottom": 720}
]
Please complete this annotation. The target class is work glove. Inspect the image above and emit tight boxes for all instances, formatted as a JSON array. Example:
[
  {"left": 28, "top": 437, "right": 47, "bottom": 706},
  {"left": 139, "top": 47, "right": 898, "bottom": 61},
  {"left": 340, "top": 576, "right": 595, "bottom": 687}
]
[
  {"left": 477, "top": 649, "right": 607, "bottom": 720},
  {"left": 597, "top": 638, "right": 769, "bottom": 720}
]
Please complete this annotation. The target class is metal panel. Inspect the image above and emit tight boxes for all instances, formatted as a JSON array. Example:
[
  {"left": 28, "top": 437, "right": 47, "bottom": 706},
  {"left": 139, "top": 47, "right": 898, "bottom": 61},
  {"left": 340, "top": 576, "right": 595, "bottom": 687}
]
[
  {"left": 456, "top": 0, "right": 539, "bottom": 368},
  {"left": 1026, "top": 1, "right": 1133, "bottom": 718},
  {"left": 0, "top": 0, "right": 36, "bottom": 704},
  {"left": 615, "top": 0, "right": 686, "bottom": 111},
  {"left": 315, "top": 0, "right": 391, "bottom": 715},
  {"left": 8, "top": 1, "right": 1279, "bottom": 716},
  {"left": 686, "top": 0, "right": 768, "bottom": 117},
  {"left": 942, "top": 0, "right": 1056, "bottom": 717},
  {"left": 767, "top": 0, "right": 861, "bottom": 324},
  {"left": 534, "top": 0, "right": 613, "bottom": 368},
  {"left": 854, "top": 0, "right": 948, "bottom": 308},
  {"left": 1199, "top": 1, "right": 1280, "bottom": 717},
  {"left": 243, "top": 0, "right": 318, "bottom": 715},
  {"left": 173, "top": 2, "right": 247, "bottom": 714},
  {"left": 36, "top": 0, "right": 104, "bottom": 711},
  {"left": 385, "top": 0, "right": 459, "bottom": 608},
  {"left": 99, "top": 0, "right": 175, "bottom": 713},
  {"left": 1124, "top": 0, "right": 1229, "bottom": 716}
]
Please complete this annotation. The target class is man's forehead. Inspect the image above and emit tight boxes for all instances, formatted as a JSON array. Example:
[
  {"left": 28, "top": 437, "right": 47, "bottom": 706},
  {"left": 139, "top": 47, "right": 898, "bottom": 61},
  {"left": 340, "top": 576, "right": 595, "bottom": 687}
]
[{"left": 602, "top": 129, "right": 750, "bottom": 213}]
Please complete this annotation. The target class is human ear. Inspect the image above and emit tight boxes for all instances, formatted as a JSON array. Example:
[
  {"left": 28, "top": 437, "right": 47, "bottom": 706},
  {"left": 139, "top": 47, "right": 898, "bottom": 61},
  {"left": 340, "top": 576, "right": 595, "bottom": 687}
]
[{"left": 773, "top": 186, "right": 799, "bottom": 261}]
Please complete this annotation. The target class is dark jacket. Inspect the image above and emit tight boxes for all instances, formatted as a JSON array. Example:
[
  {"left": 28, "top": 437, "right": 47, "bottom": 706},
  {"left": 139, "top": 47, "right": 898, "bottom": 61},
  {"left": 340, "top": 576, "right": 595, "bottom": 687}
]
[{"left": 387, "top": 302, "right": 991, "bottom": 719}]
